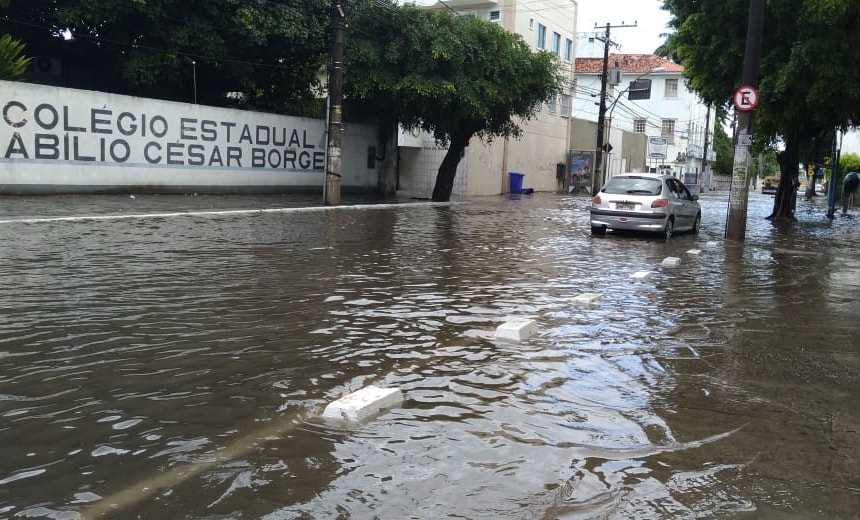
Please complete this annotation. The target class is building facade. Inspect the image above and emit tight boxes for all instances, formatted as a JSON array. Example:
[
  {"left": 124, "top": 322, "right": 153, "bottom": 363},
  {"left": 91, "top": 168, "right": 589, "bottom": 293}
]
[
  {"left": 398, "top": 0, "right": 577, "bottom": 197},
  {"left": 572, "top": 53, "right": 716, "bottom": 192}
]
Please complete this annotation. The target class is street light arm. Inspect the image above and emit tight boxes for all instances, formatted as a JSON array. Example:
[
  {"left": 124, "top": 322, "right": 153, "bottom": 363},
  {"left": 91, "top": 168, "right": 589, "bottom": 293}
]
[{"left": 608, "top": 67, "right": 663, "bottom": 115}]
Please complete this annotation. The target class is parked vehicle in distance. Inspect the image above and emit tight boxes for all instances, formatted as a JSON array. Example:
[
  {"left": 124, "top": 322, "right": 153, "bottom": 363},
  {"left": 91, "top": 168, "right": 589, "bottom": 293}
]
[
  {"left": 590, "top": 173, "right": 701, "bottom": 239},
  {"left": 761, "top": 175, "right": 779, "bottom": 194},
  {"left": 815, "top": 182, "right": 826, "bottom": 195}
]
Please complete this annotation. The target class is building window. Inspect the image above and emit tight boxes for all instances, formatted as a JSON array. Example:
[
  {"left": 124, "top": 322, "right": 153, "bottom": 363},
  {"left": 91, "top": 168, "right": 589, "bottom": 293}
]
[
  {"left": 488, "top": 10, "right": 500, "bottom": 23},
  {"left": 564, "top": 38, "right": 573, "bottom": 62},
  {"left": 552, "top": 32, "right": 561, "bottom": 55},
  {"left": 634, "top": 119, "right": 646, "bottom": 133},
  {"left": 665, "top": 78, "right": 678, "bottom": 98},
  {"left": 537, "top": 24, "right": 546, "bottom": 49},
  {"left": 548, "top": 95, "right": 557, "bottom": 114},
  {"left": 561, "top": 93, "right": 571, "bottom": 117},
  {"left": 661, "top": 119, "right": 676, "bottom": 144}
]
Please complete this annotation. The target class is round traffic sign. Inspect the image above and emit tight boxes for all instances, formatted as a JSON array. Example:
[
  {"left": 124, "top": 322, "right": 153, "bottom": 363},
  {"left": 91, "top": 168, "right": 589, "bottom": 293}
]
[{"left": 733, "top": 85, "right": 759, "bottom": 112}]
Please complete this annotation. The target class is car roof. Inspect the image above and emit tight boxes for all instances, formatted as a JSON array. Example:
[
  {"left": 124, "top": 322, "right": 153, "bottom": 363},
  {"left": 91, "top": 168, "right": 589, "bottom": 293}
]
[{"left": 612, "top": 173, "right": 672, "bottom": 180}]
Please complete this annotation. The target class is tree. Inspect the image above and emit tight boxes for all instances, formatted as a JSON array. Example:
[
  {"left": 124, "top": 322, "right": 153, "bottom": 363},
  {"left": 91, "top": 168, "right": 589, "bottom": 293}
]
[
  {"left": 0, "top": 34, "right": 30, "bottom": 80},
  {"left": 840, "top": 152, "right": 860, "bottom": 176},
  {"left": 711, "top": 123, "right": 734, "bottom": 177},
  {"left": 662, "top": 0, "right": 860, "bottom": 220},
  {"left": 345, "top": 2, "right": 564, "bottom": 202},
  {"left": 0, "top": 0, "right": 330, "bottom": 115}
]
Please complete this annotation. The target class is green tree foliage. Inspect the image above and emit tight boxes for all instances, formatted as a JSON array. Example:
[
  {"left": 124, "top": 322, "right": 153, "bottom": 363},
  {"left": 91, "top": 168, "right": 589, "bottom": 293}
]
[
  {"left": 711, "top": 124, "right": 734, "bottom": 176},
  {"left": 840, "top": 152, "right": 860, "bottom": 175},
  {"left": 763, "top": 150, "right": 779, "bottom": 176},
  {"left": 0, "top": 34, "right": 30, "bottom": 80},
  {"left": 662, "top": 0, "right": 860, "bottom": 219},
  {"left": 345, "top": 1, "right": 565, "bottom": 201},
  {"left": 0, "top": 0, "right": 329, "bottom": 115}
]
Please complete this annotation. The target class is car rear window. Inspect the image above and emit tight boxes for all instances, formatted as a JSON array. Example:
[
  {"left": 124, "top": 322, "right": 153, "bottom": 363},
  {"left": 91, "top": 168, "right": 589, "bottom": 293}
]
[{"left": 603, "top": 176, "right": 663, "bottom": 195}]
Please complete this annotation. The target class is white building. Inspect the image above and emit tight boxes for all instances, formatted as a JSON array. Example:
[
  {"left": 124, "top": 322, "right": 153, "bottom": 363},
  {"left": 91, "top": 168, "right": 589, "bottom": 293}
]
[
  {"left": 842, "top": 131, "right": 860, "bottom": 157},
  {"left": 572, "top": 53, "right": 716, "bottom": 191},
  {"left": 397, "top": 0, "right": 577, "bottom": 197},
  {"left": 574, "top": 32, "right": 617, "bottom": 59}
]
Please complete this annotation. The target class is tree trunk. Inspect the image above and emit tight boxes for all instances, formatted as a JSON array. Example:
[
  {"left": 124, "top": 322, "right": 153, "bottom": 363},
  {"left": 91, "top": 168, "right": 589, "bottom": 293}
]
[
  {"left": 769, "top": 132, "right": 800, "bottom": 220},
  {"left": 805, "top": 174, "right": 816, "bottom": 200},
  {"left": 431, "top": 123, "right": 476, "bottom": 202}
]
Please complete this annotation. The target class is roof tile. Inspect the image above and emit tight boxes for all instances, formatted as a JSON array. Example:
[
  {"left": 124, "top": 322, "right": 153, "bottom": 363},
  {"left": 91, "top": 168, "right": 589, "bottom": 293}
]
[{"left": 574, "top": 54, "right": 683, "bottom": 74}]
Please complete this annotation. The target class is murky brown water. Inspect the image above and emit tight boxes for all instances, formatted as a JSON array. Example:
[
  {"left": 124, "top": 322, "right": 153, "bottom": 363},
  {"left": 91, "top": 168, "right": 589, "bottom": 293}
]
[{"left": 0, "top": 191, "right": 857, "bottom": 519}]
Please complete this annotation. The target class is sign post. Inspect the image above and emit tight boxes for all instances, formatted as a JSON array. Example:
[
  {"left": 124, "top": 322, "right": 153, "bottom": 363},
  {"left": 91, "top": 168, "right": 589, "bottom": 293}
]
[{"left": 726, "top": 0, "right": 766, "bottom": 241}]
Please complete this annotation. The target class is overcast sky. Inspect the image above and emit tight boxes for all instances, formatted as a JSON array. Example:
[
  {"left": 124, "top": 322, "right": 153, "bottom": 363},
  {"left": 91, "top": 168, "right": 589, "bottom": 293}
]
[{"left": 576, "top": 0, "right": 672, "bottom": 54}]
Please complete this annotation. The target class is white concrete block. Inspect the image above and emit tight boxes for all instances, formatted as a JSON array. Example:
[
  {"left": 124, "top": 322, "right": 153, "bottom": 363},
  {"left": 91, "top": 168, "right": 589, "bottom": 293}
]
[
  {"left": 686, "top": 249, "right": 702, "bottom": 255},
  {"left": 494, "top": 318, "right": 538, "bottom": 342},
  {"left": 322, "top": 385, "right": 404, "bottom": 422},
  {"left": 572, "top": 292, "right": 602, "bottom": 304},
  {"left": 631, "top": 271, "right": 651, "bottom": 280},
  {"left": 661, "top": 257, "right": 681, "bottom": 267}
]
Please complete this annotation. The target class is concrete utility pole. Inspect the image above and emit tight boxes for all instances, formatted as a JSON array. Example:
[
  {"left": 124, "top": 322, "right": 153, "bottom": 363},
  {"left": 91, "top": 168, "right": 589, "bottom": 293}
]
[
  {"left": 325, "top": 0, "right": 346, "bottom": 206},
  {"left": 592, "top": 21, "right": 636, "bottom": 195},
  {"left": 701, "top": 102, "right": 711, "bottom": 191},
  {"left": 826, "top": 130, "right": 842, "bottom": 218},
  {"left": 725, "top": 0, "right": 765, "bottom": 240}
]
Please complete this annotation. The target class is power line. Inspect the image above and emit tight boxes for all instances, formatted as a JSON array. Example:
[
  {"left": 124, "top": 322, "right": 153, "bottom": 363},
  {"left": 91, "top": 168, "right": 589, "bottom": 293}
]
[{"left": 593, "top": 21, "right": 637, "bottom": 192}]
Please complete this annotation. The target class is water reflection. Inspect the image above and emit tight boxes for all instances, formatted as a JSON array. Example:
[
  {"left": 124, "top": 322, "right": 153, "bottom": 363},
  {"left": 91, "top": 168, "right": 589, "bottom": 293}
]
[{"left": 0, "top": 192, "right": 857, "bottom": 519}]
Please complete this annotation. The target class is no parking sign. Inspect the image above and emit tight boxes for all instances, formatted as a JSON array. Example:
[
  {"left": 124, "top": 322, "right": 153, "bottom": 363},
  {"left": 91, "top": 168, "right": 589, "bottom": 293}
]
[{"left": 733, "top": 85, "right": 759, "bottom": 112}]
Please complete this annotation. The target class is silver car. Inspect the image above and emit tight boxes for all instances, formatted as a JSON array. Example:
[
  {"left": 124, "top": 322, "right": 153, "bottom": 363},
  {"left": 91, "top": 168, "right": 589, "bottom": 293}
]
[{"left": 589, "top": 173, "right": 701, "bottom": 238}]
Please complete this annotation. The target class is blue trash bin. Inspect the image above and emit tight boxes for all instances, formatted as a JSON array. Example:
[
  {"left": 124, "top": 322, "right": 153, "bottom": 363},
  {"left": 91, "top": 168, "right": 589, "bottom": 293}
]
[{"left": 509, "top": 172, "right": 524, "bottom": 194}]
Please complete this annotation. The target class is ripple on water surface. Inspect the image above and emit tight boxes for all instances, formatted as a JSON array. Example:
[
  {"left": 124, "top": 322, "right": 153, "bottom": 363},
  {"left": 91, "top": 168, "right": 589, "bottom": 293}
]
[{"left": 0, "top": 193, "right": 858, "bottom": 518}]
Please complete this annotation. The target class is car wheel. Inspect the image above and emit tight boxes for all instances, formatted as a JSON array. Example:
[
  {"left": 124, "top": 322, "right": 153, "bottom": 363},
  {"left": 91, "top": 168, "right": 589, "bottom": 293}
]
[
  {"left": 692, "top": 213, "right": 701, "bottom": 234},
  {"left": 662, "top": 218, "right": 674, "bottom": 239},
  {"left": 591, "top": 225, "right": 606, "bottom": 236}
]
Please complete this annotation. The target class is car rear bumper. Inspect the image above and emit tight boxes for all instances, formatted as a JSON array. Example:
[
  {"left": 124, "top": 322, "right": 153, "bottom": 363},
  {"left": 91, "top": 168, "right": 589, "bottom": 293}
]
[{"left": 590, "top": 208, "right": 668, "bottom": 231}]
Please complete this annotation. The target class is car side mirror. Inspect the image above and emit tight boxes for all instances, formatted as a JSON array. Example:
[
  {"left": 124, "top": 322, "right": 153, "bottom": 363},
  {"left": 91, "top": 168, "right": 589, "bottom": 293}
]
[{"left": 691, "top": 194, "right": 699, "bottom": 201}]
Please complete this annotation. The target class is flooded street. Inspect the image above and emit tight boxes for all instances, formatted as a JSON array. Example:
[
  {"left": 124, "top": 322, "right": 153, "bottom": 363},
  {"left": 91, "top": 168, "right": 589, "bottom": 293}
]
[{"left": 0, "top": 190, "right": 858, "bottom": 519}]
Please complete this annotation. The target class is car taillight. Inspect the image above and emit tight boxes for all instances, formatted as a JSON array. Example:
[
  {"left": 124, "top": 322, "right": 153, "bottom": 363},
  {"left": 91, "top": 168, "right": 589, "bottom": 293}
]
[
  {"left": 651, "top": 199, "right": 669, "bottom": 208},
  {"left": 592, "top": 195, "right": 602, "bottom": 204}
]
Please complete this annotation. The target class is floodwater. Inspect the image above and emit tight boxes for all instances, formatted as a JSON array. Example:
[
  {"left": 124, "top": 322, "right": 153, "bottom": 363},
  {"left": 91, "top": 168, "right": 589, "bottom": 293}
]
[{"left": 0, "top": 190, "right": 857, "bottom": 519}]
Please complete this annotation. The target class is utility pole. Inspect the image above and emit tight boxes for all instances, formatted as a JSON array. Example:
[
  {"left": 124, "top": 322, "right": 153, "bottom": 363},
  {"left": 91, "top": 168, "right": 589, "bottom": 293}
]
[
  {"left": 325, "top": 0, "right": 346, "bottom": 206},
  {"left": 592, "top": 22, "right": 636, "bottom": 195},
  {"left": 725, "top": 0, "right": 765, "bottom": 240},
  {"left": 701, "top": 102, "right": 711, "bottom": 191},
  {"left": 826, "top": 129, "right": 842, "bottom": 218}
]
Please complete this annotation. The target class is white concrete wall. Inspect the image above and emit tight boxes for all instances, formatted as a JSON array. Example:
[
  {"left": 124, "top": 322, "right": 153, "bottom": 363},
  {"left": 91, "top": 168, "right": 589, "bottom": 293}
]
[
  {"left": 0, "top": 81, "right": 378, "bottom": 194},
  {"left": 397, "top": 128, "right": 467, "bottom": 197},
  {"left": 504, "top": 110, "right": 571, "bottom": 192}
]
